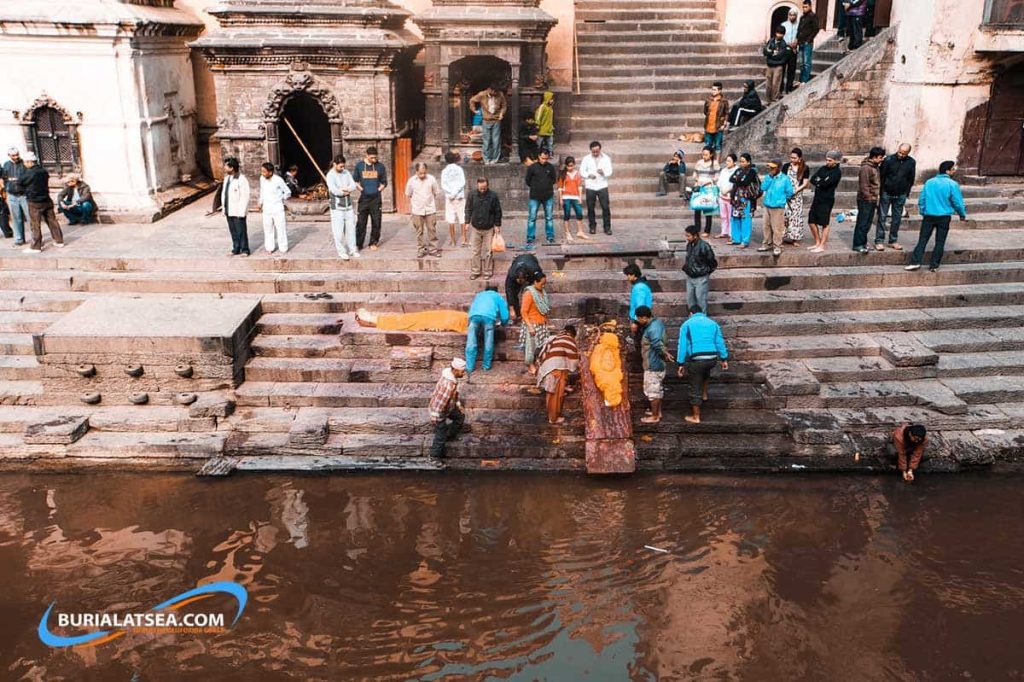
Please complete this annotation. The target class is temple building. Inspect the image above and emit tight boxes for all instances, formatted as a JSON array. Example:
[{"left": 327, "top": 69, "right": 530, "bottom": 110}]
[
  {"left": 0, "top": 0, "right": 1021, "bottom": 220},
  {"left": 0, "top": 0, "right": 207, "bottom": 221}
]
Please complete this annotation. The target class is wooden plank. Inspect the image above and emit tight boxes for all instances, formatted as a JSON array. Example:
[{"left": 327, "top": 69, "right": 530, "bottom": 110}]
[{"left": 580, "top": 326, "right": 635, "bottom": 474}]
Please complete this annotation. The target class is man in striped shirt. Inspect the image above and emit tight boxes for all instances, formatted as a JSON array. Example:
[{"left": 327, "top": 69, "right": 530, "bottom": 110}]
[
  {"left": 429, "top": 357, "right": 467, "bottom": 459},
  {"left": 536, "top": 325, "right": 580, "bottom": 424}
]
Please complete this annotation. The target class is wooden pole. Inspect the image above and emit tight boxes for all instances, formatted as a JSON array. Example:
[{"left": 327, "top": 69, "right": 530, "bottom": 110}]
[
  {"left": 281, "top": 116, "right": 329, "bottom": 185},
  {"left": 573, "top": 20, "right": 582, "bottom": 96}
]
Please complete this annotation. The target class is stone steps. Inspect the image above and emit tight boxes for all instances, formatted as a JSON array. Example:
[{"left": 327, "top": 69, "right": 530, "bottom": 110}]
[
  {"left": 0, "top": 380, "right": 46, "bottom": 405},
  {"left": 0, "top": 356, "right": 40, "bottom": 380},
  {"left": 0, "top": 311, "right": 64, "bottom": 334},
  {"left": 0, "top": 333, "right": 35, "bottom": 355},
  {"left": 913, "top": 327, "right": 1024, "bottom": 353},
  {"left": 576, "top": 19, "right": 721, "bottom": 32},
  {"left": 234, "top": 379, "right": 771, "bottom": 411}
]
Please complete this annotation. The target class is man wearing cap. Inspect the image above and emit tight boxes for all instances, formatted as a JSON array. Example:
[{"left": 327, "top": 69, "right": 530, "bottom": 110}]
[
  {"left": 21, "top": 152, "right": 64, "bottom": 252},
  {"left": 758, "top": 160, "right": 794, "bottom": 258},
  {"left": 429, "top": 357, "right": 468, "bottom": 459},
  {"left": 57, "top": 174, "right": 97, "bottom": 225},
  {"left": 808, "top": 150, "right": 843, "bottom": 252},
  {"left": 656, "top": 151, "right": 686, "bottom": 197},
  {"left": 2, "top": 147, "right": 30, "bottom": 246}
]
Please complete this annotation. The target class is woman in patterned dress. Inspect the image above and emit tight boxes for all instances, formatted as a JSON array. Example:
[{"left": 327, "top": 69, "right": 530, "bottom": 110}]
[{"left": 782, "top": 147, "right": 811, "bottom": 245}]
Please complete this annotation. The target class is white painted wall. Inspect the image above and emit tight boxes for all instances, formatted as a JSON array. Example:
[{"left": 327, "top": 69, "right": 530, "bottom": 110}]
[
  {"left": 0, "top": 26, "right": 200, "bottom": 214},
  {"left": 884, "top": 0, "right": 993, "bottom": 172}
]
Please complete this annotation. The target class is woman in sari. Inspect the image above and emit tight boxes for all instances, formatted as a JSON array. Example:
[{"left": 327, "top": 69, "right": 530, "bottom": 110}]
[
  {"left": 535, "top": 325, "right": 579, "bottom": 424},
  {"left": 518, "top": 271, "right": 552, "bottom": 375}
]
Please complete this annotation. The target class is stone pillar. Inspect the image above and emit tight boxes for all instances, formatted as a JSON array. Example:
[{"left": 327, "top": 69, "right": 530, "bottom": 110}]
[
  {"left": 330, "top": 122, "right": 343, "bottom": 160},
  {"left": 266, "top": 121, "right": 280, "bottom": 168},
  {"left": 509, "top": 65, "right": 521, "bottom": 155}
]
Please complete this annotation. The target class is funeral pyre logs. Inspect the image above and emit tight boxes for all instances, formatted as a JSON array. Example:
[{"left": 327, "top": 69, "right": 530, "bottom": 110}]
[{"left": 579, "top": 320, "right": 636, "bottom": 474}]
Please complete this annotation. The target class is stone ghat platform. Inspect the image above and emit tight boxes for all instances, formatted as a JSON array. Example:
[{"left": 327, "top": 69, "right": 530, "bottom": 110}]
[{"left": 0, "top": 201, "right": 1022, "bottom": 475}]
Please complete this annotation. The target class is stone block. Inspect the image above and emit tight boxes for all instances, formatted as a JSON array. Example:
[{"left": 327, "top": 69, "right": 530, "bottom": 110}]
[
  {"left": 288, "top": 410, "right": 329, "bottom": 447},
  {"left": 178, "top": 416, "right": 218, "bottom": 432},
  {"left": 189, "top": 395, "right": 236, "bottom": 419},
  {"left": 874, "top": 332, "right": 939, "bottom": 367},
  {"left": 390, "top": 346, "right": 434, "bottom": 370},
  {"left": 23, "top": 415, "right": 89, "bottom": 445},
  {"left": 941, "top": 376, "right": 1024, "bottom": 404},
  {"left": 761, "top": 361, "right": 820, "bottom": 396},
  {"left": 934, "top": 431, "right": 994, "bottom": 468},
  {"left": 904, "top": 380, "right": 968, "bottom": 415}
]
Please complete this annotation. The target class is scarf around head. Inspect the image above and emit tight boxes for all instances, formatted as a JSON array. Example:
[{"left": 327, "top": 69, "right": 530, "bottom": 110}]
[{"left": 525, "top": 285, "right": 551, "bottom": 316}]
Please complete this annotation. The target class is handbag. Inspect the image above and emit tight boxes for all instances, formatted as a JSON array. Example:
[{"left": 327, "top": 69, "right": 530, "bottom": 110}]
[
  {"left": 491, "top": 230, "right": 506, "bottom": 253},
  {"left": 689, "top": 184, "right": 719, "bottom": 212}
]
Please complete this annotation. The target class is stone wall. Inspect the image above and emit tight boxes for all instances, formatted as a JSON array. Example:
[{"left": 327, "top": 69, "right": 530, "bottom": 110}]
[{"left": 724, "top": 28, "right": 895, "bottom": 159}]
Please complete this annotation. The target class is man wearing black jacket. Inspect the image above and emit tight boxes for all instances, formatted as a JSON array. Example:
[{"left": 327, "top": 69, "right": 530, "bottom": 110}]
[
  {"left": 763, "top": 26, "right": 792, "bottom": 102},
  {"left": 875, "top": 144, "right": 916, "bottom": 250},
  {"left": 797, "top": 1, "right": 821, "bottom": 84},
  {"left": 524, "top": 149, "right": 557, "bottom": 248},
  {"left": 683, "top": 224, "right": 717, "bottom": 313},
  {"left": 465, "top": 177, "right": 502, "bottom": 280},
  {"left": 21, "top": 152, "right": 64, "bottom": 252},
  {"left": 808, "top": 150, "right": 843, "bottom": 252},
  {"left": 505, "top": 253, "right": 541, "bottom": 321}
]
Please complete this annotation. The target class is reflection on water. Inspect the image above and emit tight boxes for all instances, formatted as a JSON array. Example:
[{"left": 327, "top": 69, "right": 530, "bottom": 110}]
[{"left": 0, "top": 473, "right": 1022, "bottom": 680}]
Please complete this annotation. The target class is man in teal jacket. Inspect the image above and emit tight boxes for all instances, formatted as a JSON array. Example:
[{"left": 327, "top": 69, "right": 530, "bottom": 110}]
[
  {"left": 676, "top": 306, "right": 729, "bottom": 424},
  {"left": 905, "top": 161, "right": 966, "bottom": 272},
  {"left": 758, "top": 160, "right": 794, "bottom": 257}
]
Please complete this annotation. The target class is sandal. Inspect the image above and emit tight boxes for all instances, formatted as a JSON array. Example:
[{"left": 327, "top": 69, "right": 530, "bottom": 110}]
[
  {"left": 640, "top": 416, "right": 661, "bottom": 424},
  {"left": 889, "top": 243, "right": 904, "bottom": 250},
  {"left": 874, "top": 243, "right": 885, "bottom": 252}
]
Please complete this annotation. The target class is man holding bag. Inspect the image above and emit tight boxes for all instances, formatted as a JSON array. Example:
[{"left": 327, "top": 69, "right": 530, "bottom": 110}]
[{"left": 465, "top": 177, "right": 502, "bottom": 280}]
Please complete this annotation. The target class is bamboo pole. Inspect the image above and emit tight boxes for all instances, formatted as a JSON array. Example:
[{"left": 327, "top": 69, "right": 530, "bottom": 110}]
[
  {"left": 573, "top": 19, "right": 582, "bottom": 96},
  {"left": 281, "top": 115, "right": 329, "bottom": 185}
]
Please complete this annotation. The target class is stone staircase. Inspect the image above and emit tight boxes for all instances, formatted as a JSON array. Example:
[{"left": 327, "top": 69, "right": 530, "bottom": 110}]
[{"left": 3, "top": 207, "right": 1022, "bottom": 473}]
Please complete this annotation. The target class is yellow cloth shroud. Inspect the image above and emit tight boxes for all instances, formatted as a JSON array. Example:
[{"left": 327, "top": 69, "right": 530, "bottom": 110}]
[{"left": 590, "top": 332, "right": 624, "bottom": 407}]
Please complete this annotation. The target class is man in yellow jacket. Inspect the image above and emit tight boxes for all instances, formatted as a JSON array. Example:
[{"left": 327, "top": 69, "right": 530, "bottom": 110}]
[{"left": 534, "top": 91, "right": 555, "bottom": 155}]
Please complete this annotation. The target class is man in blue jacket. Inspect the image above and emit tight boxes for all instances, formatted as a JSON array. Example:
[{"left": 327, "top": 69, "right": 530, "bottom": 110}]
[
  {"left": 465, "top": 284, "right": 510, "bottom": 372},
  {"left": 905, "top": 161, "right": 966, "bottom": 273},
  {"left": 676, "top": 305, "right": 729, "bottom": 424},
  {"left": 758, "top": 160, "right": 794, "bottom": 258},
  {"left": 624, "top": 264, "right": 653, "bottom": 325}
]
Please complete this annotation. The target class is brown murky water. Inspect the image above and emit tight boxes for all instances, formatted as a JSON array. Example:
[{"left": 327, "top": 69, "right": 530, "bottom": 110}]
[{"left": 1, "top": 472, "right": 1022, "bottom": 681}]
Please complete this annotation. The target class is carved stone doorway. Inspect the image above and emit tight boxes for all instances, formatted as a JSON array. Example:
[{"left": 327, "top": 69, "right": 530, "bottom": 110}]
[{"left": 280, "top": 93, "right": 333, "bottom": 186}]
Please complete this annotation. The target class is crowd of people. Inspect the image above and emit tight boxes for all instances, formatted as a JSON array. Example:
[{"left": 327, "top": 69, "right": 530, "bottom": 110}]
[
  {"left": 428, "top": 255, "right": 734, "bottom": 459},
  {"left": 1, "top": 146, "right": 91, "bottom": 252}
]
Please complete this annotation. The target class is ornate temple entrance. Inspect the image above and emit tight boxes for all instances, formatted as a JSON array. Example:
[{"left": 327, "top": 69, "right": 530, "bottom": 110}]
[
  {"left": 279, "top": 93, "right": 333, "bottom": 186},
  {"left": 448, "top": 56, "right": 512, "bottom": 147}
]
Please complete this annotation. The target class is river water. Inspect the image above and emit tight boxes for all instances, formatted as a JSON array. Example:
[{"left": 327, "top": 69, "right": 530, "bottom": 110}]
[{"left": 1, "top": 472, "right": 1022, "bottom": 681}]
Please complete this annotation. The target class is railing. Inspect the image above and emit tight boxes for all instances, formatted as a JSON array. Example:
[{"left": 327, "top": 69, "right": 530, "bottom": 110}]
[{"left": 983, "top": 0, "right": 1024, "bottom": 25}]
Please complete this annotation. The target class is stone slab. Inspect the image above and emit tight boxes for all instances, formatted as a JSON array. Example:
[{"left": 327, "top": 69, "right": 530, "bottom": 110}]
[
  {"left": 23, "top": 415, "right": 89, "bottom": 445},
  {"left": 389, "top": 346, "right": 434, "bottom": 370},
  {"left": 942, "top": 376, "right": 1024, "bottom": 404},
  {"left": 288, "top": 410, "right": 329, "bottom": 447},
  {"left": 903, "top": 380, "right": 969, "bottom": 415},
  {"left": 37, "top": 295, "right": 261, "bottom": 355},
  {"left": 874, "top": 332, "right": 939, "bottom": 367},
  {"left": 761, "top": 361, "right": 820, "bottom": 396},
  {"left": 189, "top": 395, "right": 236, "bottom": 419}
]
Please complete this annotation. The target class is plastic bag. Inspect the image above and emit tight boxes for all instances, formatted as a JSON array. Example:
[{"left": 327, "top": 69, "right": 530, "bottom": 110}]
[
  {"left": 491, "top": 230, "right": 506, "bottom": 253},
  {"left": 689, "top": 184, "right": 719, "bottom": 212}
]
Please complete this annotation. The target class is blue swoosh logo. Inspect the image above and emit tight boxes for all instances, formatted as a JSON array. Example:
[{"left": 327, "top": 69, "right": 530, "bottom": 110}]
[{"left": 38, "top": 581, "right": 248, "bottom": 648}]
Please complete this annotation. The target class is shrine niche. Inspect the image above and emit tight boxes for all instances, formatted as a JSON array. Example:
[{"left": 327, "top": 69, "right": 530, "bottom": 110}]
[
  {"left": 15, "top": 94, "right": 83, "bottom": 175},
  {"left": 415, "top": 0, "right": 556, "bottom": 156},
  {"left": 193, "top": 0, "right": 419, "bottom": 209}
]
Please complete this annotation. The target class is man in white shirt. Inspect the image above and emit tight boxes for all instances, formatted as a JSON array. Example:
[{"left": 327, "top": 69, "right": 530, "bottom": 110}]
[
  {"left": 441, "top": 151, "right": 468, "bottom": 248},
  {"left": 405, "top": 162, "right": 442, "bottom": 258},
  {"left": 221, "top": 157, "right": 251, "bottom": 257},
  {"left": 326, "top": 155, "right": 359, "bottom": 260},
  {"left": 578, "top": 140, "right": 614, "bottom": 235},
  {"left": 782, "top": 9, "right": 800, "bottom": 94},
  {"left": 258, "top": 162, "right": 292, "bottom": 254}
]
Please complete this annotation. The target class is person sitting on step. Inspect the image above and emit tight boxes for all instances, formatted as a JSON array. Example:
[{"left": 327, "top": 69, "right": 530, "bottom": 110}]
[
  {"left": 57, "top": 174, "right": 97, "bottom": 225},
  {"left": 889, "top": 423, "right": 928, "bottom": 483},
  {"left": 429, "top": 357, "right": 467, "bottom": 460}
]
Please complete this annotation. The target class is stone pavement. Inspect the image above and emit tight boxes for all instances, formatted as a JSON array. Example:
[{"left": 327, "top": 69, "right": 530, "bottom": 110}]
[{"left": 0, "top": 199, "right": 1023, "bottom": 475}]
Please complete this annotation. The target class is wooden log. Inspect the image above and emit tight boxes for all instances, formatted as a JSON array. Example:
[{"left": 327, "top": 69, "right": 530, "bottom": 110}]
[{"left": 580, "top": 326, "right": 635, "bottom": 474}]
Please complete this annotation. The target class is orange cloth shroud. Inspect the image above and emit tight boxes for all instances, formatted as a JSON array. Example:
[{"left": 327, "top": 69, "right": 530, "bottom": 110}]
[
  {"left": 590, "top": 332, "right": 624, "bottom": 407},
  {"left": 376, "top": 310, "right": 469, "bottom": 334}
]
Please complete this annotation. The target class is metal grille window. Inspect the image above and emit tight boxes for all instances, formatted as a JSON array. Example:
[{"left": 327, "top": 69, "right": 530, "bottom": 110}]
[{"left": 31, "top": 106, "right": 76, "bottom": 174}]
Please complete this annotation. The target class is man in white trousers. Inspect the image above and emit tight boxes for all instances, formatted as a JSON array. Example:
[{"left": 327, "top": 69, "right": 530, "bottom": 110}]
[
  {"left": 326, "top": 155, "right": 359, "bottom": 260},
  {"left": 258, "top": 162, "right": 291, "bottom": 254}
]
